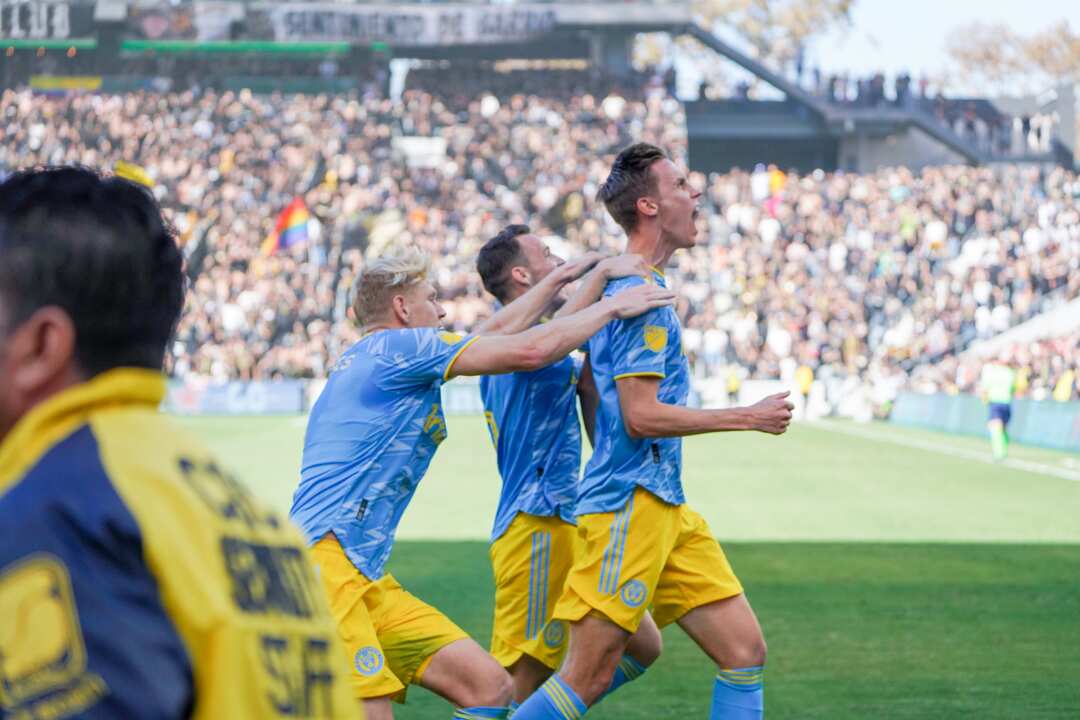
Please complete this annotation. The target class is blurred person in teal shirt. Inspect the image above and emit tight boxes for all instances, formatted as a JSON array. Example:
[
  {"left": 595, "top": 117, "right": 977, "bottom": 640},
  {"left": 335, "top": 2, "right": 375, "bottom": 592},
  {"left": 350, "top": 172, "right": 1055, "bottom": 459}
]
[{"left": 980, "top": 355, "right": 1017, "bottom": 461}]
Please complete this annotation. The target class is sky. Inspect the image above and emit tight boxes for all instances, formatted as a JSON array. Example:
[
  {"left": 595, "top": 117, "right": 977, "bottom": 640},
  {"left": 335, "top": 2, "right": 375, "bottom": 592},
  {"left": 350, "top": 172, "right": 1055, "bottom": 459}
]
[
  {"left": 674, "top": 0, "right": 1078, "bottom": 99},
  {"left": 807, "top": 0, "right": 1080, "bottom": 82}
]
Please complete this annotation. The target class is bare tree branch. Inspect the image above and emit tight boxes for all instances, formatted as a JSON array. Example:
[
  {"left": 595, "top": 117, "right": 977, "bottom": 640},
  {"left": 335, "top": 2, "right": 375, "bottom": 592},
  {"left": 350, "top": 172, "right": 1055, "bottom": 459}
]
[{"left": 693, "top": 0, "right": 855, "bottom": 67}]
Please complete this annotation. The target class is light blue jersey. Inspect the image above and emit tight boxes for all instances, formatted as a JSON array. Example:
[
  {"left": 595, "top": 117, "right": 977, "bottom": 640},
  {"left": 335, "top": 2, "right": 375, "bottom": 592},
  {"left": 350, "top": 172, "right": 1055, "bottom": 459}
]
[
  {"left": 479, "top": 353, "right": 581, "bottom": 542},
  {"left": 290, "top": 327, "right": 477, "bottom": 579},
  {"left": 578, "top": 270, "right": 689, "bottom": 515}
]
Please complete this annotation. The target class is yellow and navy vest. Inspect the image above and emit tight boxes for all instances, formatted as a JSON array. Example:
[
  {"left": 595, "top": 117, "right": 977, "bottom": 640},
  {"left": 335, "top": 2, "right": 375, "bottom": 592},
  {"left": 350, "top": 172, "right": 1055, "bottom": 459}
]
[{"left": 0, "top": 369, "right": 358, "bottom": 719}]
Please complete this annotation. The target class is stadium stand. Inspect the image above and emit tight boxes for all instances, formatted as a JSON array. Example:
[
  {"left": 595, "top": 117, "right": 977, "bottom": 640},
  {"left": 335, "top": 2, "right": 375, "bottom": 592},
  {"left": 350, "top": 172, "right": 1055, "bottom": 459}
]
[{"left": 1, "top": 73, "right": 1075, "bottom": 399}]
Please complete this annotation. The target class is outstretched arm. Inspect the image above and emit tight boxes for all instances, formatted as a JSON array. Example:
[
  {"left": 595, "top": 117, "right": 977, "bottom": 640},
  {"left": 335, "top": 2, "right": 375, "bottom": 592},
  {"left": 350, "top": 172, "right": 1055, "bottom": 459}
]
[
  {"left": 475, "top": 253, "right": 603, "bottom": 336},
  {"left": 448, "top": 285, "right": 676, "bottom": 378},
  {"left": 617, "top": 375, "right": 793, "bottom": 438},
  {"left": 554, "top": 254, "right": 650, "bottom": 319}
]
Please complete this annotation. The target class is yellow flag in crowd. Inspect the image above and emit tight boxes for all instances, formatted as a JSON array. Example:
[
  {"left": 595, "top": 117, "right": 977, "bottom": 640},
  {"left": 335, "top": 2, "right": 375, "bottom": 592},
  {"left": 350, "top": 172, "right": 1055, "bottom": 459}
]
[{"left": 114, "top": 161, "right": 155, "bottom": 188}]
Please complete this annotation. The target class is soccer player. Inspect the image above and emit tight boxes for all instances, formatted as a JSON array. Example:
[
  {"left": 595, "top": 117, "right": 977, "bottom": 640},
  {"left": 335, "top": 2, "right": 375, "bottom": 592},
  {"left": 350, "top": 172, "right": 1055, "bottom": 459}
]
[
  {"left": 980, "top": 355, "right": 1017, "bottom": 461},
  {"left": 290, "top": 247, "right": 674, "bottom": 720},
  {"left": 513, "top": 144, "right": 794, "bottom": 720},
  {"left": 0, "top": 167, "right": 358, "bottom": 718},
  {"left": 475, "top": 226, "right": 663, "bottom": 709}
]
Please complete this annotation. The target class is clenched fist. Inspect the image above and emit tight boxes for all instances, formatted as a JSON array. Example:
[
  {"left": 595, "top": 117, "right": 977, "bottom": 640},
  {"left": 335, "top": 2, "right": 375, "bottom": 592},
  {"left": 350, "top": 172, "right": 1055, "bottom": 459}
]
[{"left": 746, "top": 391, "right": 795, "bottom": 435}]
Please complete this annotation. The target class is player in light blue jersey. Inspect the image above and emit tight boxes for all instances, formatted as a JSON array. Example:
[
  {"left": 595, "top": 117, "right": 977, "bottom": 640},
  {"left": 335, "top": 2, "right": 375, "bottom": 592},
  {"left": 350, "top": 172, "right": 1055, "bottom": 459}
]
[
  {"left": 291, "top": 246, "right": 675, "bottom": 720},
  {"left": 475, "top": 225, "right": 662, "bottom": 709},
  {"left": 513, "top": 145, "right": 794, "bottom": 720}
]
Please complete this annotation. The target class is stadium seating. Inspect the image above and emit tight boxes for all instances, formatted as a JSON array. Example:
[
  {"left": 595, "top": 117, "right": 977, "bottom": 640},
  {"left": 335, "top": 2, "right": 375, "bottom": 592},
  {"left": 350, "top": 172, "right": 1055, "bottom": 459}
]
[{"left": 1, "top": 75, "right": 1075, "bottom": 400}]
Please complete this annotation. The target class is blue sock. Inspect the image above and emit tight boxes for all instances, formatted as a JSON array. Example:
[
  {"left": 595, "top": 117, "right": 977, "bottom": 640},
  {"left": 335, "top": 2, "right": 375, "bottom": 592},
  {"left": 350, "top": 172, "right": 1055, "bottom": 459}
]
[
  {"left": 508, "top": 701, "right": 520, "bottom": 717},
  {"left": 453, "top": 706, "right": 510, "bottom": 719},
  {"left": 711, "top": 666, "right": 764, "bottom": 720},
  {"left": 511, "top": 674, "right": 587, "bottom": 720},
  {"left": 596, "top": 654, "right": 648, "bottom": 703}
]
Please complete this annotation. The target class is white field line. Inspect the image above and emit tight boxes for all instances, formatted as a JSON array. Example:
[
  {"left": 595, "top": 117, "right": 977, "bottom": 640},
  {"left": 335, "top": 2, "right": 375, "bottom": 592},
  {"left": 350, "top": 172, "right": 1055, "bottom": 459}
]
[{"left": 811, "top": 420, "right": 1080, "bottom": 483}]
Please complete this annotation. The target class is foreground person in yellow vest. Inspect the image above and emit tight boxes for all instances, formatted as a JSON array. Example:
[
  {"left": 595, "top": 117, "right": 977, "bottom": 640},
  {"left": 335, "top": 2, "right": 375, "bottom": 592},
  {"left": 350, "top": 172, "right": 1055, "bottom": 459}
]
[{"left": 0, "top": 167, "right": 360, "bottom": 719}]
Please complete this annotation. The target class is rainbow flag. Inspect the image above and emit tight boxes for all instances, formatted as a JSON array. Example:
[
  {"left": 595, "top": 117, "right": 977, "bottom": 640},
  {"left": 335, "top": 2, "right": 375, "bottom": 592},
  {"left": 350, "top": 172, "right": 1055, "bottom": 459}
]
[{"left": 261, "top": 198, "right": 310, "bottom": 255}]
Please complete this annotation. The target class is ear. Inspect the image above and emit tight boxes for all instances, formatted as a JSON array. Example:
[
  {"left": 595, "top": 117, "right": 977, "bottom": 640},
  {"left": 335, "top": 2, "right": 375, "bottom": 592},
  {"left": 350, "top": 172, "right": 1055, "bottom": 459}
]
[
  {"left": 636, "top": 195, "right": 659, "bottom": 219},
  {"left": 391, "top": 294, "right": 411, "bottom": 326},
  {"left": 8, "top": 307, "right": 78, "bottom": 395},
  {"left": 509, "top": 265, "right": 532, "bottom": 288}
]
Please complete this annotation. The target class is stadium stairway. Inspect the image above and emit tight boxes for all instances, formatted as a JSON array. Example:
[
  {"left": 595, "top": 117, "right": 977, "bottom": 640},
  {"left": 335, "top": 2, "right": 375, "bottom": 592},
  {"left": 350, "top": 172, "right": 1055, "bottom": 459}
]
[{"left": 683, "top": 23, "right": 986, "bottom": 165}]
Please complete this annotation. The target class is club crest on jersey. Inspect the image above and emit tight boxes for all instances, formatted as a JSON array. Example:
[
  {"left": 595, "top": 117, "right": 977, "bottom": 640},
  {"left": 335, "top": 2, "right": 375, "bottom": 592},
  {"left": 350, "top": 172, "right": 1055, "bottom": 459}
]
[
  {"left": 620, "top": 579, "right": 648, "bottom": 608},
  {"left": 643, "top": 326, "right": 667, "bottom": 353},
  {"left": 354, "top": 646, "right": 384, "bottom": 676},
  {"left": 438, "top": 331, "right": 463, "bottom": 345},
  {"left": 542, "top": 620, "right": 566, "bottom": 649},
  {"left": 0, "top": 555, "right": 106, "bottom": 711}
]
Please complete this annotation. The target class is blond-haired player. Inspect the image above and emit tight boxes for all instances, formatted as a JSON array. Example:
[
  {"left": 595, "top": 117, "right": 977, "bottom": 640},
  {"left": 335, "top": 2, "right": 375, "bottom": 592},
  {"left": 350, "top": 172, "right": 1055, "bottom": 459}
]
[{"left": 290, "top": 247, "right": 674, "bottom": 720}]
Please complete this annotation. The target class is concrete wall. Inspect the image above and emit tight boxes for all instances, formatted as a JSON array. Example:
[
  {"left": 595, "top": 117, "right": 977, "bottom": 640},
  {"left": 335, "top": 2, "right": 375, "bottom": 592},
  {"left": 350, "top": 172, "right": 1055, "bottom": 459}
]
[
  {"left": 891, "top": 392, "right": 1080, "bottom": 453},
  {"left": 589, "top": 29, "right": 633, "bottom": 79},
  {"left": 838, "top": 125, "right": 968, "bottom": 172}
]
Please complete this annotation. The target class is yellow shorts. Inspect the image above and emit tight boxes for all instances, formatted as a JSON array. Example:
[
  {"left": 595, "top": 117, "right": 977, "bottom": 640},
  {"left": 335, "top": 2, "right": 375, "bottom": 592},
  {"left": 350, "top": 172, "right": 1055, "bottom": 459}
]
[
  {"left": 489, "top": 513, "right": 577, "bottom": 670},
  {"left": 554, "top": 487, "right": 743, "bottom": 633},
  {"left": 312, "top": 534, "right": 469, "bottom": 702}
]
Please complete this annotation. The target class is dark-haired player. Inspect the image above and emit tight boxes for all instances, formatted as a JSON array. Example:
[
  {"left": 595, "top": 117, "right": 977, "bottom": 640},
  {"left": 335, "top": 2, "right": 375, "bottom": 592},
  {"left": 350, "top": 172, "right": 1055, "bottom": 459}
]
[
  {"left": 513, "top": 145, "right": 794, "bottom": 720},
  {"left": 476, "top": 225, "right": 661, "bottom": 711},
  {"left": 0, "top": 167, "right": 359, "bottom": 718}
]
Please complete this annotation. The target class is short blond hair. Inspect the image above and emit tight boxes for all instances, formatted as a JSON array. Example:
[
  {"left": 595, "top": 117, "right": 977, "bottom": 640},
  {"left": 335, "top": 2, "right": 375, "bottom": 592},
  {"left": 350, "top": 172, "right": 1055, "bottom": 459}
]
[{"left": 352, "top": 247, "right": 432, "bottom": 326}]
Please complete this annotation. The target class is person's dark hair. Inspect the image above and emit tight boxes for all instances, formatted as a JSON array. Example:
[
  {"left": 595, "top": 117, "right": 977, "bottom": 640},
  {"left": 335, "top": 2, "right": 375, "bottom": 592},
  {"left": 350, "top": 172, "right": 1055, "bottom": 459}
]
[
  {"left": 597, "top": 143, "right": 666, "bottom": 233},
  {"left": 476, "top": 224, "right": 530, "bottom": 304},
  {"left": 0, "top": 166, "right": 185, "bottom": 376}
]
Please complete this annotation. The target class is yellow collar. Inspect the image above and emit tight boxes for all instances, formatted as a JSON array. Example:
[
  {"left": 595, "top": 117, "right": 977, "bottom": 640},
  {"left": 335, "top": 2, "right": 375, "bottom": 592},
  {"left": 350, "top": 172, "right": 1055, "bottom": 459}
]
[
  {"left": 649, "top": 265, "right": 666, "bottom": 277},
  {"left": 0, "top": 368, "right": 165, "bottom": 490}
]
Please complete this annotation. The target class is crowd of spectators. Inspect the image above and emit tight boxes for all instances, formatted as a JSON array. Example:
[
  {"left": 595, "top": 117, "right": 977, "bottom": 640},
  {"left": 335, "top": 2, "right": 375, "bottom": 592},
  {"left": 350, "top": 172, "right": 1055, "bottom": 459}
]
[
  {"left": 909, "top": 332, "right": 1080, "bottom": 402},
  {"left": 0, "top": 67, "right": 1076, "bottom": 404}
]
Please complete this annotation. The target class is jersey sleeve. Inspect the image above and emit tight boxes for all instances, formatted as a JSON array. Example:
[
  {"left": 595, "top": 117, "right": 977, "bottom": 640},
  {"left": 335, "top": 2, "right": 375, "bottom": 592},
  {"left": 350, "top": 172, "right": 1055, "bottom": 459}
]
[
  {"left": 377, "top": 328, "right": 479, "bottom": 389},
  {"left": 608, "top": 306, "right": 672, "bottom": 381}
]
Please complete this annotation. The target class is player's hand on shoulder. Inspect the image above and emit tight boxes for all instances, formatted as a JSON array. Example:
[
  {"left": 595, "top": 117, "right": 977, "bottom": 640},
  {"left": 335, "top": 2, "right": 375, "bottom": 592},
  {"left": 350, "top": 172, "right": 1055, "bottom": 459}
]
[
  {"left": 606, "top": 284, "right": 676, "bottom": 319},
  {"left": 598, "top": 253, "right": 650, "bottom": 281},
  {"left": 557, "top": 251, "right": 605, "bottom": 283},
  {"left": 747, "top": 391, "right": 795, "bottom": 435}
]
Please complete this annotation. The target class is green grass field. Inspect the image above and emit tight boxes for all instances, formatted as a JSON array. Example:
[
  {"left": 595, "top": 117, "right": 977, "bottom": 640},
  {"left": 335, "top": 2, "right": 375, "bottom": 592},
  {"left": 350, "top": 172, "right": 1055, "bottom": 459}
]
[{"left": 176, "top": 415, "right": 1080, "bottom": 718}]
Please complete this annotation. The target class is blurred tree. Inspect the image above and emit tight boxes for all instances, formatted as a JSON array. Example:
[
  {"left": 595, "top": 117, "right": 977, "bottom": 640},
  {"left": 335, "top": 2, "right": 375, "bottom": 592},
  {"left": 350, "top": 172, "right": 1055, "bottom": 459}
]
[
  {"left": 945, "top": 20, "right": 1080, "bottom": 150},
  {"left": 694, "top": 0, "right": 856, "bottom": 67},
  {"left": 945, "top": 20, "right": 1080, "bottom": 93},
  {"left": 1023, "top": 21, "right": 1080, "bottom": 81}
]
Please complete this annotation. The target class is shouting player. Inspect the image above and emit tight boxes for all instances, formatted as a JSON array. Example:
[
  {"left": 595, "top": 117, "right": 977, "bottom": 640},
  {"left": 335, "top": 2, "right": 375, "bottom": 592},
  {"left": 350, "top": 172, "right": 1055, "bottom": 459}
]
[
  {"left": 513, "top": 144, "right": 794, "bottom": 720},
  {"left": 0, "top": 167, "right": 358, "bottom": 718},
  {"left": 289, "top": 247, "right": 674, "bottom": 720},
  {"left": 475, "top": 226, "right": 662, "bottom": 710}
]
